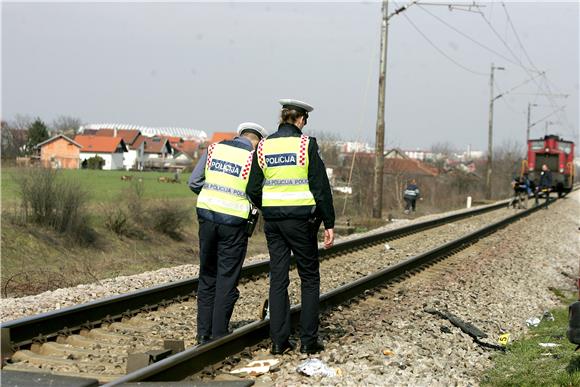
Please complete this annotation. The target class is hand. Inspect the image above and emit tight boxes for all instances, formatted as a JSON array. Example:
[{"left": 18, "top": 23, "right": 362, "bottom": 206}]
[{"left": 324, "top": 228, "right": 334, "bottom": 249}]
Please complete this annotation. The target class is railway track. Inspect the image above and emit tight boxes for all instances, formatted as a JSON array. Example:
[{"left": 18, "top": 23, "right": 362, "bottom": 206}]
[{"left": 0, "top": 199, "right": 546, "bottom": 384}]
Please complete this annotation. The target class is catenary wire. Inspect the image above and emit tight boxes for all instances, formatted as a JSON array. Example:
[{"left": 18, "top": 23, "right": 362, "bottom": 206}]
[{"left": 397, "top": 8, "right": 487, "bottom": 76}]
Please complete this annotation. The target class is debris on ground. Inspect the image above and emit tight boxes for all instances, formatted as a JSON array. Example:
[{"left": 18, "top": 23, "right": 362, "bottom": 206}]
[
  {"left": 538, "top": 343, "right": 560, "bottom": 348},
  {"left": 296, "top": 358, "right": 341, "bottom": 377},
  {"left": 526, "top": 317, "right": 541, "bottom": 327},
  {"left": 542, "top": 311, "right": 555, "bottom": 321},
  {"left": 382, "top": 349, "right": 395, "bottom": 356},
  {"left": 230, "top": 359, "right": 280, "bottom": 376},
  {"left": 425, "top": 307, "right": 505, "bottom": 351}
]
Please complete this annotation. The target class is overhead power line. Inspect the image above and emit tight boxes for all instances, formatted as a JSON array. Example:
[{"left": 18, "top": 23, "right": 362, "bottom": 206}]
[
  {"left": 398, "top": 8, "right": 487, "bottom": 76},
  {"left": 417, "top": 4, "right": 526, "bottom": 70},
  {"left": 500, "top": 2, "right": 576, "bottom": 138}
]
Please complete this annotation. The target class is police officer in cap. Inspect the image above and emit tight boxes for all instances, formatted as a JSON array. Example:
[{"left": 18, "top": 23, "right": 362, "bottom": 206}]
[
  {"left": 188, "top": 122, "right": 269, "bottom": 344},
  {"left": 247, "top": 99, "right": 335, "bottom": 355}
]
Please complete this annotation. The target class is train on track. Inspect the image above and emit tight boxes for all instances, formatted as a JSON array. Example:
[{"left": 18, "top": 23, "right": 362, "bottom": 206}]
[{"left": 523, "top": 134, "right": 575, "bottom": 197}]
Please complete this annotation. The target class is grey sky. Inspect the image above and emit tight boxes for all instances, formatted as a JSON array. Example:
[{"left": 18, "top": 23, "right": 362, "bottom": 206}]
[{"left": 2, "top": 1, "right": 578, "bottom": 152}]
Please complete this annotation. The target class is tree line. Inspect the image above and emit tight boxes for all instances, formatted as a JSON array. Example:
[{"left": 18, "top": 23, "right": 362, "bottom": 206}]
[{"left": 1, "top": 115, "right": 83, "bottom": 159}]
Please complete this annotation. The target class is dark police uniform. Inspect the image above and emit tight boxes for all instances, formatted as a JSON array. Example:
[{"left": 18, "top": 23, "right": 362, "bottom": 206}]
[
  {"left": 535, "top": 168, "right": 553, "bottom": 208},
  {"left": 247, "top": 118, "right": 335, "bottom": 350},
  {"left": 188, "top": 132, "right": 260, "bottom": 342}
]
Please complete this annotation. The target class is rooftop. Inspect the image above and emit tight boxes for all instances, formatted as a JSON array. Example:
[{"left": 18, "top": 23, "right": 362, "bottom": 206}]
[{"left": 74, "top": 135, "right": 127, "bottom": 153}]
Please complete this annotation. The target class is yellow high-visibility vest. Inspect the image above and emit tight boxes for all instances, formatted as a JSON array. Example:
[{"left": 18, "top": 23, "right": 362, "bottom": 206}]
[
  {"left": 257, "top": 135, "right": 316, "bottom": 207},
  {"left": 196, "top": 142, "right": 253, "bottom": 219}
]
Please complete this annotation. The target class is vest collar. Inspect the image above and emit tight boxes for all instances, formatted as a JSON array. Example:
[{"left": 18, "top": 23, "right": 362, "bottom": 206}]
[
  {"left": 232, "top": 136, "right": 253, "bottom": 151},
  {"left": 277, "top": 123, "right": 303, "bottom": 135}
]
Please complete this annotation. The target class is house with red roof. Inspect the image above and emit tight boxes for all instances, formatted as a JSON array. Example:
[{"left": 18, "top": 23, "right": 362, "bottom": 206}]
[
  {"left": 94, "top": 128, "right": 145, "bottom": 170},
  {"left": 74, "top": 135, "right": 128, "bottom": 170},
  {"left": 384, "top": 149, "right": 439, "bottom": 177},
  {"left": 133, "top": 136, "right": 173, "bottom": 169}
]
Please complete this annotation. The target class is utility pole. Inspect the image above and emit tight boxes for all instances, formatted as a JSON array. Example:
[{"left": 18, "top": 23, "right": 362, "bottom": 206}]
[
  {"left": 526, "top": 102, "right": 531, "bottom": 143},
  {"left": 372, "top": 0, "right": 388, "bottom": 219},
  {"left": 526, "top": 102, "right": 539, "bottom": 142},
  {"left": 485, "top": 63, "right": 504, "bottom": 200}
]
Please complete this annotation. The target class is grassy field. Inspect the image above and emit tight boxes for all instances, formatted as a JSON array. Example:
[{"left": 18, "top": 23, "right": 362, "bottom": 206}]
[
  {"left": 0, "top": 167, "right": 274, "bottom": 297},
  {"left": 1, "top": 168, "right": 192, "bottom": 207},
  {"left": 482, "top": 292, "right": 580, "bottom": 386}
]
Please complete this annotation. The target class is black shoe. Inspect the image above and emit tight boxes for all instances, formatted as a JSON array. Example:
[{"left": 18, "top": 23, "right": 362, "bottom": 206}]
[
  {"left": 300, "top": 340, "right": 325, "bottom": 354},
  {"left": 270, "top": 340, "right": 295, "bottom": 355},
  {"left": 196, "top": 335, "right": 211, "bottom": 345}
]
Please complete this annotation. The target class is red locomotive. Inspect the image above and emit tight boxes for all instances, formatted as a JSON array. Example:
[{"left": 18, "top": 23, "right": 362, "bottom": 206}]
[{"left": 523, "top": 135, "right": 575, "bottom": 197}]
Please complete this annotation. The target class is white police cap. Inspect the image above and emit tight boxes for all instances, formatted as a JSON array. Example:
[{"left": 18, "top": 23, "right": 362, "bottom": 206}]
[
  {"left": 237, "top": 122, "right": 268, "bottom": 139},
  {"left": 279, "top": 99, "right": 314, "bottom": 113}
]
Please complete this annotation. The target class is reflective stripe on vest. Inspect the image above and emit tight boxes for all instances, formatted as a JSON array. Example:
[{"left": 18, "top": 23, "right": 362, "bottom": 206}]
[
  {"left": 196, "top": 142, "right": 253, "bottom": 219},
  {"left": 259, "top": 135, "right": 315, "bottom": 207}
]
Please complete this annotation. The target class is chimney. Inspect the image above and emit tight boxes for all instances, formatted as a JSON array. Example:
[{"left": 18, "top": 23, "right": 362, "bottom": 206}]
[{"left": 114, "top": 128, "right": 118, "bottom": 137}]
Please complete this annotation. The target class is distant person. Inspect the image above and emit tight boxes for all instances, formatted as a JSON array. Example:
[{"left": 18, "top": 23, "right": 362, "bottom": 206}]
[
  {"left": 510, "top": 174, "right": 531, "bottom": 209},
  {"left": 188, "top": 122, "right": 268, "bottom": 344},
  {"left": 403, "top": 179, "right": 420, "bottom": 214},
  {"left": 535, "top": 164, "right": 552, "bottom": 208}
]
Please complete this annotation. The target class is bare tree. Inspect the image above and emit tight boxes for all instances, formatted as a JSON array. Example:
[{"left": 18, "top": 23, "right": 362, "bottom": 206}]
[
  {"left": 1, "top": 120, "right": 28, "bottom": 159},
  {"left": 429, "top": 141, "right": 456, "bottom": 170},
  {"left": 52, "top": 115, "right": 83, "bottom": 137}
]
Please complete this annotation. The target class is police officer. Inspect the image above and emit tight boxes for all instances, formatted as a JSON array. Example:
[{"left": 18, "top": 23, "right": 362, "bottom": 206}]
[
  {"left": 247, "top": 99, "right": 335, "bottom": 355},
  {"left": 188, "top": 122, "right": 268, "bottom": 344}
]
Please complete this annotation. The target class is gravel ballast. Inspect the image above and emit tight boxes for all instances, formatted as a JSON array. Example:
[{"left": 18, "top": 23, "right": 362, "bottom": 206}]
[
  {"left": 238, "top": 192, "right": 579, "bottom": 386},
  {"left": 0, "top": 202, "right": 503, "bottom": 322}
]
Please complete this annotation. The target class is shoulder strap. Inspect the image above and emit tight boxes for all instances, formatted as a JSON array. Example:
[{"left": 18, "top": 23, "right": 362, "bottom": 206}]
[
  {"left": 257, "top": 139, "right": 266, "bottom": 170},
  {"left": 205, "top": 143, "right": 217, "bottom": 169},
  {"left": 241, "top": 151, "right": 254, "bottom": 180},
  {"left": 298, "top": 135, "right": 309, "bottom": 166}
]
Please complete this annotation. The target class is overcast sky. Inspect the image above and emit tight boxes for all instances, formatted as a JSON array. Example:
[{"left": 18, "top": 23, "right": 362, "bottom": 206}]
[{"left": 2, "top": 1, "right": 578, "bottom": 152}]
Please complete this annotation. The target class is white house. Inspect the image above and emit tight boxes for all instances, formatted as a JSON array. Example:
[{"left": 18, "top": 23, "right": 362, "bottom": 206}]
[
  {"left": 74, "top": 135, "right": 128, "bottom": 170},
  {"left": 135, "top": 136, "right": 173, "bottom": 169}
]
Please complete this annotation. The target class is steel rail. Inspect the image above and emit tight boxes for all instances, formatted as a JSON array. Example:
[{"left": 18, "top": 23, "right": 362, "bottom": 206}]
[
  {"left": 105, "top": 199, "right": 546, "bottom": 385},
  {"left": 1, "top": 200, "right": 508, "bottom": 351}
]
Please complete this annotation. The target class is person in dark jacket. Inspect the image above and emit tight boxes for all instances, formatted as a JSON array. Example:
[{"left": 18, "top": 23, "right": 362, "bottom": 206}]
[
  {"left": 510, "top": 174, "right": 532, "bottom": 209},
  {"left": 188, "top": 122, "right": 268, "bottom": 344},
  {"left": 535, "top": 164, "right": 552, "bottom": 208},
  {"left": 246, "top": 99, "right": 335, "bottom": 355},
  {"left": 403, "top": 179, "right": 420, "bottom": 214}
]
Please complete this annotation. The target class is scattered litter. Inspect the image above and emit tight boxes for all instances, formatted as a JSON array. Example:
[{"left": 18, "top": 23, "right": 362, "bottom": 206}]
[
  {"left": 539, "top": 343, "right": 560, "bottom": 348},
  {"left": 382, "top": 349, "right": 395, "bottom": 356},
  {"left": 230, "top": 359, "right": 280, "bottom": 376},
  {"left": 526, "top": 317, "right": 541, "bottom": 327},
  {"left": 440, "top": 326, "right": 452, "bottom": 334},
  {"left": 296, "top": 358, "right": 340, "bottom": 377},
  {"left": 384, "top": 243, "right": 393, "bottom": 251},
  {"left": 497, "top": 333, "right": 510, "bottom": 347},
  {"left": 542, "top": 311, "right": 555, "bottom": 321}
]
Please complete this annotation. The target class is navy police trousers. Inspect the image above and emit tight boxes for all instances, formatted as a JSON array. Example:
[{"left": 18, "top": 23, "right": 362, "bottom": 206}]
[
  {"left": 265, "top": 218, "right": 320, "bottom": 346},
  {"left": 197, "top": 218, "right": 248, "bottom": 339}
]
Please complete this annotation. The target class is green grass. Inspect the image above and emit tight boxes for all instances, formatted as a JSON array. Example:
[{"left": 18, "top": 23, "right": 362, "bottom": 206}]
[
  {"left": 481, "top": 295, "right": 580, "bottom": 387},
  {"left": 0, "top": 167, "right": 273, "bottom": 298},
  {"left": 1, "top": 168, "right": 192, "bottom": 206}
]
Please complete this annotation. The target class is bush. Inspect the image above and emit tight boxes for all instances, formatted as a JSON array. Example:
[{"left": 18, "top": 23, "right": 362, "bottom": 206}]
[
  {"left": 86, "top": 156, "right": 105, "bottom": 170},
  {"left": 14, "top": 168, "right": 95, "bottom": 245},
  {"left": 104, "top": 207, "right": 130, "bottom": 236},
  {"left": 147, "top": 200, "right": 190, "bottom": 240},
  {"left": 125, "top": 179, "right": 145, "bottom": 221}
]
